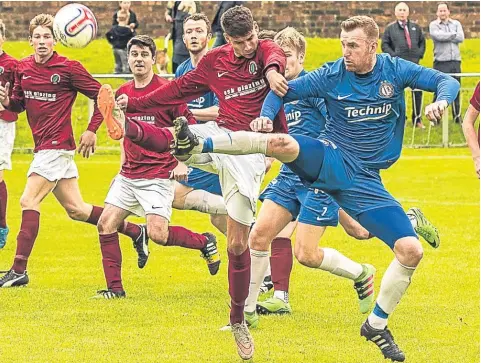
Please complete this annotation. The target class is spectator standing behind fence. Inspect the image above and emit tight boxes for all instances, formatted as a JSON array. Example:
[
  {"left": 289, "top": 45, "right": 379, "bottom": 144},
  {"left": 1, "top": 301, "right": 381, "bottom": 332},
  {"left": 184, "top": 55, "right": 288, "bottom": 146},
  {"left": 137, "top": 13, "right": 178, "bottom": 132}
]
[
  {"left": 429, "top": 2, "right": 464, "bottom": 124},
  {"left": 112, "top": 1, "right": 139, "bottom": 33},
  {"left": 382, "top": 2, "right": 426, "bottom": 129},
  {"left": 106, "top": 10, "right": 134, "bottom": 74},
  {"left": 165, "top": 1, "right": 197, "bottom": 73},
  {"left": 211, "top": 1, "right": 243, "bottom": 48}
]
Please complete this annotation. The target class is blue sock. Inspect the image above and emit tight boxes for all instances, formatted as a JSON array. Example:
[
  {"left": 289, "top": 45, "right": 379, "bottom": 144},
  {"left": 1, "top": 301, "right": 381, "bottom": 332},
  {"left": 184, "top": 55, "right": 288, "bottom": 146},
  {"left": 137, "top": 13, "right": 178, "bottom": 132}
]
[
  {"left": 202, "top": 137, "right": 213, "bottom": 153},
  {"left": 373, "top": 303, "right": 389, "bottom": 319}
]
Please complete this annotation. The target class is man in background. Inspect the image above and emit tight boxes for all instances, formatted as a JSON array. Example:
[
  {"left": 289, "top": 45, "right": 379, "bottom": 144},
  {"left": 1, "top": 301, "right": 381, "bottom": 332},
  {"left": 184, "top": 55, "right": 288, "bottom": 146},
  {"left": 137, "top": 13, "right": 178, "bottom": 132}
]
[
  {"left": 382, "top": 2, "right": 426, "bottom": 128},
  {"left": 211, "top": 1, "right": 243, "bottom": 47},
  {"left": 429, "top": 2, "right": 464, "bottom": 123}
]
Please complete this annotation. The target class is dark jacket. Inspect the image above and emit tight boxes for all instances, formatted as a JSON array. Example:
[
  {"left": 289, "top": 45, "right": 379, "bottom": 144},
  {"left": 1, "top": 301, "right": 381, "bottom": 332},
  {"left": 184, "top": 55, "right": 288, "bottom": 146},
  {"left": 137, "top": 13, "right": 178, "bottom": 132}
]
[
  {"left": 212, "top": 1, "right": 244, "bottom": 33},
  {"left": 106, "top": 25, "right": 134, "bottom": 49},
  {"left": 112, "top": 10, "right": 139, "bottom": 30},
  {"left": 381, "top": 20, "right": 426, "bottom": 63}
]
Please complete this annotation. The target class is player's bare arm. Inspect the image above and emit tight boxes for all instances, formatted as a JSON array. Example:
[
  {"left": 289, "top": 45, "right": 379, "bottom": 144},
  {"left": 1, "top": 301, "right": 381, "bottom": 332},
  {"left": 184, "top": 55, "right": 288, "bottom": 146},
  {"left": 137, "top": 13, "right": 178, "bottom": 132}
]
[{"left": 462, "top": 104, "right": 480, "bottom": 178}]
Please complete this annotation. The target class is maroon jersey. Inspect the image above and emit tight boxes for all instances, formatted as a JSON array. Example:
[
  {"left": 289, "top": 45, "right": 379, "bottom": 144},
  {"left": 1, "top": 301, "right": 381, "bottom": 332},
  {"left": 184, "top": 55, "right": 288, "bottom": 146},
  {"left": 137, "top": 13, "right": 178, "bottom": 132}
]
[
  {"left": 8, "top": 52, "right": 103, "bottom": 152},
  {"left": 119, "top": 75, "right": 196, "bottom": 180},
  {"left": 128, "top": 39, "right": 287, "bottom": 133},
  {"left": 470, "top": 82, "right": 480, "bottom": 144},
  {"left": 0, "top": 52, "right": 18, "bottom": 122}
]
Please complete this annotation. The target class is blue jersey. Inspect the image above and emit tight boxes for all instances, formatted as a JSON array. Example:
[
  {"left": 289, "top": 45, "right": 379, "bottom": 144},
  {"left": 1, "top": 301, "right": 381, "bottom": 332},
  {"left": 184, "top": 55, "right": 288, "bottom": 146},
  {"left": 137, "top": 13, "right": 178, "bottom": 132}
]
[
  {"left": 281, "top": 69, "right": 327, "bottom": 177},
  {"left": 175, "top": 58, "right": 219, "bottom": 110},
  {"left": 262, "top": 54, "right": 459, "bottom": 170}
]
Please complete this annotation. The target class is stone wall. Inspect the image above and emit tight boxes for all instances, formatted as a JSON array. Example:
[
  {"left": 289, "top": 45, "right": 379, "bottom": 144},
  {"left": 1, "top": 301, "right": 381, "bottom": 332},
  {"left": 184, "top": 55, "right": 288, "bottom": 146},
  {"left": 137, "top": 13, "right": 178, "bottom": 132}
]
[{"left": 0, "top": 1, "right": 479, "bottom": 40}]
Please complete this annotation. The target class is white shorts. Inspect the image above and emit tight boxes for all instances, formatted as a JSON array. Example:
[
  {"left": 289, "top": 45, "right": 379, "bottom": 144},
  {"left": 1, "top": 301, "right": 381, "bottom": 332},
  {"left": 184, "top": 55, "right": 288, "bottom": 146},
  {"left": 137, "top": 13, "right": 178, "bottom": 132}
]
[
  {"left": 27, "top": 149, "right": 78, "bottom": 181},
  {"left": 185, "top": 121, "right": 266, "bottom": 225},
  {"left": 0, "top": 119, "right": 15, "bottom": 171},
  {"left": 105, "top": 174, "right": 175, "bottom": 220}
]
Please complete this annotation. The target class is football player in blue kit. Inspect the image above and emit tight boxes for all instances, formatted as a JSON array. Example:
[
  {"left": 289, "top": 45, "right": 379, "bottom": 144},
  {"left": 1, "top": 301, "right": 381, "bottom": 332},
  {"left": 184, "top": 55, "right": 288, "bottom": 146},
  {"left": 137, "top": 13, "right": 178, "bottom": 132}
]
[{"left": 173, "top": 16, "right": 459, "bottom": 362}]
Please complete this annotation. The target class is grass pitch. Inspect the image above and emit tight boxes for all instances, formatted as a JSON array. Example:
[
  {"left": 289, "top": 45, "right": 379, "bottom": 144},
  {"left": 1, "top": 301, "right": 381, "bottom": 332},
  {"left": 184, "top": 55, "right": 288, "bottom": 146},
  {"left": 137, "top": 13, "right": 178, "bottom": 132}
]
[{"left": 0, "top": 149, "right": 478, "bottom": 362}]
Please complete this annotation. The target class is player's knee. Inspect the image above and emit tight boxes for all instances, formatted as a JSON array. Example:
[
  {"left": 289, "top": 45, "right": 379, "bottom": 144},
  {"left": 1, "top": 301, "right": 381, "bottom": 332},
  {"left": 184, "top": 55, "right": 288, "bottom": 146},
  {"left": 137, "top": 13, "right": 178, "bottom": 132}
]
[
  {"left": 267, "top": 135, "right": 298, "bottom": 158},
  {"left": 97, "top": 213, "right": 118, "bottom": 234},
  {"left": 147, "top": 225, "right": 168, "bottom": 245},
  {"left": 395, "top": 237, "right": 424, "bottom": 267},
  {"left": 19, "top": 195, "right": 36, "bottom": 210},
  {"left": 294, "top": 243, "right": 317, "bottom": 267},
  {"left": 248, "top": 227, "right": 271, "bottom": 251},
  {"left": 65, "top": 205, "right": 88, "bottom": 221}
]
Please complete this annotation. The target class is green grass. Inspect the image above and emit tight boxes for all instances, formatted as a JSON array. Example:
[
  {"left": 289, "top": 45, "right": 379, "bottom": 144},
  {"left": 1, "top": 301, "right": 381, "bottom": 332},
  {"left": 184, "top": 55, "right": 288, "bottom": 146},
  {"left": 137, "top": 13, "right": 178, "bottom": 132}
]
[
  {"left": 0, "top": 149, "right": 479, "bottom": 362},
  {"left": 3, "top": 38, "right": 479, "bottom": 150}
]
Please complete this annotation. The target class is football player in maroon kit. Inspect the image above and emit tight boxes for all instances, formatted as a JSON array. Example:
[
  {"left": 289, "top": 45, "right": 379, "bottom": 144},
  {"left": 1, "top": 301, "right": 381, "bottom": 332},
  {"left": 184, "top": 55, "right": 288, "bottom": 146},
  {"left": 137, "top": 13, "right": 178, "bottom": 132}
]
[
  {"left": 94, "top": 35, "right": 220, "bottom": 299},
  {"left": 98, "top": 6, "right": 288, "bottom": 360},
  {"left": 0, "top": 14, "right": 144, "bottom": 288},
  {"left": 462, "top": 81, "right": 480, "bottom": 178},
  {"left": 0, "top": 19, "right": 18, "bottom": 249}
]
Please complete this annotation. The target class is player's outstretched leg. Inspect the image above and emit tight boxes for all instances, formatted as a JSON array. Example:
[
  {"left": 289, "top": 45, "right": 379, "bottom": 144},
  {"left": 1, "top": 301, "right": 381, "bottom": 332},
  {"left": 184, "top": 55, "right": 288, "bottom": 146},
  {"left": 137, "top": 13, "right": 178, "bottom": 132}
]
[
  {"left": 97, "top": 84, "right": 126, "bottom": 140},
  {"left": 406, "top": 207, "right": 440, "bottom": 248}
]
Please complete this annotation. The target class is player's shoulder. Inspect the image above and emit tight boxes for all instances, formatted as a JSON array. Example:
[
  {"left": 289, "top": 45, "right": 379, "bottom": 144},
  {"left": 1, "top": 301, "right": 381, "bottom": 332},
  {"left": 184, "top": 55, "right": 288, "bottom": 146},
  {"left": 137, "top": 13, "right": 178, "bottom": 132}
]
[
  {"left": 152, "top": 74, "right": 169, "bottom": 86},
  {"left": 205, "top": 44, "right": 231, "bottom": 60},
  {"left": 0, "top": 52, "right": 19, "bottom": 64},
  {"left": 176, "top": 58, "right": 192, "bottom": 76},
  {"left": 117, "top": 79, "right": 135, "bottom": 94}
]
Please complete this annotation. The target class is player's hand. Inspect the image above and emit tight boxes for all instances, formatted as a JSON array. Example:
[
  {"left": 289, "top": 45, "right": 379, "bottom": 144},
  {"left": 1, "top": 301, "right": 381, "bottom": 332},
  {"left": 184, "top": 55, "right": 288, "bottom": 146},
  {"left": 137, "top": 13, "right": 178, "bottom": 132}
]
[
  {"left": 250, "top": 117, "right": 273, "bottom": 132},
  {"left": 78, "top": 130, "right": 97, "bottom": 158},
  {"left": 0, "top": 81, "right": 10, "bottom": 105},
  {"left": 170, "top": 162, "right": 189, "bottom": 182},
  {"left": 266, "top": 69, "right": 288, "bottom": 97},
  {"left": 116, "top": 94, "right": 129, "bottom": 111},
  {"left": 474, "top": 156, "right": 480, "bottom": 179},
  {"left": 424, "top": 100, "right": 448, "bottom": 122}
]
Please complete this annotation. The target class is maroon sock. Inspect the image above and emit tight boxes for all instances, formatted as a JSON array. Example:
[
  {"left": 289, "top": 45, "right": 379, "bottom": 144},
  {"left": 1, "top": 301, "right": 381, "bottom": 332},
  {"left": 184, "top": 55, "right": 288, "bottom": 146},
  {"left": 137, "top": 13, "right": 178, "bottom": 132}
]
[
  {"left": 118, "top": 222, "right": 142, "bottom": 241},
  {"left": 12, "top": 210, "right": 40, "bottom": 273},
  {"left": 270, "top": 237, "right": 293, "bottom": 292},
  {"left": 85, "top": 205, "right": 103, "bottom": 226},
  {"left": 0, "top": 181, "right": 7, "bottom": 228},
  {"left": 228, "top": 248, "right": 251, "bottom": 324},
  {"left": 164, "top": 226, "right": 207, "bottom": 250},
  {"left": 99, "top": 232, "right": 123, "bottom": 292},
  {"left": 126, "top": 119, "right": 173, "bottom": 153}
]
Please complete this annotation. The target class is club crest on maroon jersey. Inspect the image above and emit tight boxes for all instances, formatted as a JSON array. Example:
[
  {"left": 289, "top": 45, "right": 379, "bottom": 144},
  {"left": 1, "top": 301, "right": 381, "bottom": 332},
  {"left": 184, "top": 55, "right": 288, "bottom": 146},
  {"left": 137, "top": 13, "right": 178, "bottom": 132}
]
[
  {"left": 379, "top": 81, "right": 394, "bottom": 98},
  {"left": 248, "top": 61, "right": 258, "bottom": 75},
  {"left": 51, "top": 74, "right": 61, "bottom": 84},
  {"left": 0, "top": 66, "right": 4, "bottom": 75}
]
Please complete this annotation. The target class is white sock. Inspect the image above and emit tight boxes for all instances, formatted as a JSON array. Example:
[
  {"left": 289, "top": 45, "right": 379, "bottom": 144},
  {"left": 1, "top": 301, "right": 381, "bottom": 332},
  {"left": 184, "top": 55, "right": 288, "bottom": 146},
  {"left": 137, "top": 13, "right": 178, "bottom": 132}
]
[
  {"left": 368, "top": 314, "right": 388, "bottom": 330},
  {"left": 212, "top": 131, "right": 268, "bottom": 155},
  {"left": 244, "top": 249, "right": 270, "bottom": 313},
  {"left": 274, "top": 290, "right": 289, "bottom": 303},
  {"left": 264, "top": 261, "right": 271, "bottom": 279},
  {"left": 183, "top": 189, "right": 227, "bottom": 215},
  {"left": 368, "top": 258, "right": 416, "bottom": 329},
  {"left": 318, "top": 248, "right": 363, "bottom": 280}
]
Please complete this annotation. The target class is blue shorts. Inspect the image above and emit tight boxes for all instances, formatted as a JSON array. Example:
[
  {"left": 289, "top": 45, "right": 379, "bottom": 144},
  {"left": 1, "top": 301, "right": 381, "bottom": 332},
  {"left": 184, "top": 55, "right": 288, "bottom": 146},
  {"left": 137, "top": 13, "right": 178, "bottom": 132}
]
[
  {"left": 179, "top": 167, "right": 222, "bottom": 196},
  {"left": 259, "top": 172, "right": 339, "bottom": 227},
  {"left": 291, "top": 136, "right": 415, "bottom": 248}
]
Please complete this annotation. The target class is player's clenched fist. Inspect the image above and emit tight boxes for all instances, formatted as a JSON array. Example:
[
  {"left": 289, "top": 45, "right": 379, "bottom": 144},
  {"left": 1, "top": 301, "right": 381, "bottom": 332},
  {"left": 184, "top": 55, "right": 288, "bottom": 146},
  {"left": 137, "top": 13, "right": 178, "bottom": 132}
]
[
  {"left": 250, "top": 117, "right": 273, "bottom": 132},
  {"left": 116, "top": 94, "right": 129, "bottom": 110},
  {"left": 266, "top": 69, "right": 288, "bottom": 97},
  {"left": 424, "top": 100, "right": 448, "bottom": 122},
  {"left": 0, "top": 81, "right": 10, "bottom": 105}
]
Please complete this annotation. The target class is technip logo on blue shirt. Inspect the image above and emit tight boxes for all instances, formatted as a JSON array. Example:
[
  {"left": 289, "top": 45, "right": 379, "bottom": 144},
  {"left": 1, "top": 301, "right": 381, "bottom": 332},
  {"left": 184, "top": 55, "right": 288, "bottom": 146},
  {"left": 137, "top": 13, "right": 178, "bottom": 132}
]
[{"left": 345, "top": 103, "right": 393, "bottom": 122}]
